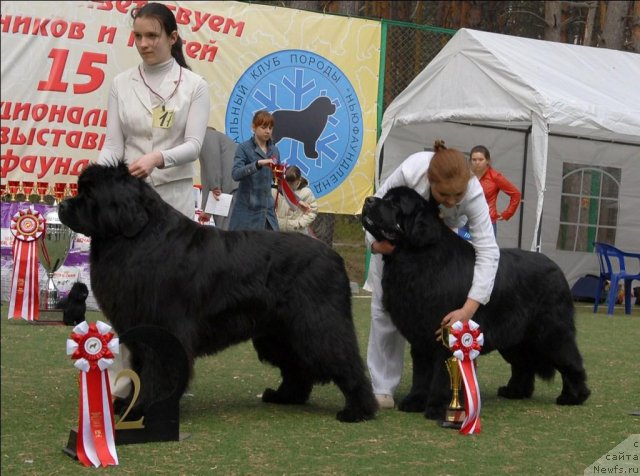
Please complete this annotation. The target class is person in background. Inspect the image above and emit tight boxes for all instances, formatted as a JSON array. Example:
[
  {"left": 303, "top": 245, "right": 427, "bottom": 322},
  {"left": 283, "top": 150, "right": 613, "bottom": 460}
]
[
  {"left": 364, "top": 139, "right": 500, "bottom": 410},
  {"left": 229, "top": 111, "right": 281, "bottom": 231},
  {"left": 469, "top": 145, "right": 521, "bottom": 236},
  {"left": 198, "top": 127, "right": 238, "bottom": 230},
  {"left": 273, "top": 165, "right": 318, "bottom": 233},
  {"left": 97, "top": 2, "right": 209, "bottom": 401},
  {"left": 98, "top": 2, "right": 210, "bottom": 219}
]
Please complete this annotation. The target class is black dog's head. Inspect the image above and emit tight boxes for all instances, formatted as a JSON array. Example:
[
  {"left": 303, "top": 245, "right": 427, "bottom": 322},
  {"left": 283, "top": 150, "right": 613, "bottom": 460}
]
[
  {"left": 58, "top": 162, "right": 151, "bottom": 239},
  {"left": 68, "top": 282, "right": 89, "bottom": 302},
  {"left": 361, "top": 186, "right": 444, "bottom": 248}
]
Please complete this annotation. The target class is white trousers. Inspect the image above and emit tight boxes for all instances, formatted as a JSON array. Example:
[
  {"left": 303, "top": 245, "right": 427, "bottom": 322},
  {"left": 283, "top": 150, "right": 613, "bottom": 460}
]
[
  {"left": 364, "top": 253, "right": 406, "bottom": 396},
  {"left": 108, "top": 344, "right": 132, "bottom": 398}
]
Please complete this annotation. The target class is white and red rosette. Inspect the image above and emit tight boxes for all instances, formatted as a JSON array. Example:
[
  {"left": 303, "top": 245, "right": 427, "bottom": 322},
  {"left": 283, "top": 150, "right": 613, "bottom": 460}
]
[
  {"left": 448, "top": 319, "right": 484, "bottom": 435},
  {"left": 8, "top": 207, "right": 45, "bottom": 320},
  {"left": 67, "top": 321, "right": 119, "bottom": 467}
]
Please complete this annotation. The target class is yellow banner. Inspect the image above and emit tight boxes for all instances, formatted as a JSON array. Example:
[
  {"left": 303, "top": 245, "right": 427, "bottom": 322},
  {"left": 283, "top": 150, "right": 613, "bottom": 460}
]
[{"left": 0, "top": 1, "right": 380, "bottom": 214}]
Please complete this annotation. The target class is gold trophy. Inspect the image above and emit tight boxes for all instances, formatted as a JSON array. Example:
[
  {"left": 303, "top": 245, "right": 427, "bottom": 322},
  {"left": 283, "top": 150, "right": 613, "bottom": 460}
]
[
  {"left": 7, "top": 181, "right": 20, "bottom": 201},
  {"left": 23, "top": 181, "right": 39, "bottom": 203},
  {"left": 14, "top": 182, "right": 27, "bottom": 202},
  {"left": 36, "top": 182, "right": 49, "bottom": 203},
  {"left": 440, "top": 326, "right": 465, "bottom": 429}
]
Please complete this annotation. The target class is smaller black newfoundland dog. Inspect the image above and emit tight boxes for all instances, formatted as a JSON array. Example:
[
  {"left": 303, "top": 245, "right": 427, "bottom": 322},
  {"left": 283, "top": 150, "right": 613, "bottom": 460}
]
[
  {"left": 362, "top": 186, "right": 590, "bottom": 419},
  {"left": 57, "top": 281, "right": 88, "bottom": 326},
  {"left": 58, "top": 162, "right": 377, "bottom": 423}
]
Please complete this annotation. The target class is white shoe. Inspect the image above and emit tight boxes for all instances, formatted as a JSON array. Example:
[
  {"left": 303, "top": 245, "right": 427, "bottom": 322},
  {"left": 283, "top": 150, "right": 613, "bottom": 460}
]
[{"left": 375, "top": 394, "right": 395, "bottom": 409}]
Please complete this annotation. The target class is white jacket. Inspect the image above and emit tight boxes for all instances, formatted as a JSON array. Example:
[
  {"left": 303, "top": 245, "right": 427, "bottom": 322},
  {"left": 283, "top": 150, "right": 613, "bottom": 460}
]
[
  {"left": 367, "top": 151, "right": 500, "bottom": 305},
  {"left": 274, "top": 185, "right": 318, "bottom": 232},
  {"left": 98, "top": 60, "right": 210, "bottom": 186}
]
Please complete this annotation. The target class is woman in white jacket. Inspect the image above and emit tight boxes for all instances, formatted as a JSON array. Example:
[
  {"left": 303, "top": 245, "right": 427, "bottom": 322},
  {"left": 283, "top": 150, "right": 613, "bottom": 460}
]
[
  {"left": 365, "top": 139, "right": 500, "bottom": 409},
  {"left": 98, "top": 2, "right": 210, "bottom": 218}
]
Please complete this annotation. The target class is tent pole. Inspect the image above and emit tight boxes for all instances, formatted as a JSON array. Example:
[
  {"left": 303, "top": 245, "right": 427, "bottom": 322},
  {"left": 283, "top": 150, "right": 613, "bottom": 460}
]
[{"left": 518, "top": 128, "right": 531, "bottom": 249}]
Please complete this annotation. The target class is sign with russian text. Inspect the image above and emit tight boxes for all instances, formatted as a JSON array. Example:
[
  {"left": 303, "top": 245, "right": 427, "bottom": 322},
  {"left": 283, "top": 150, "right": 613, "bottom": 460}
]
[{"left": 0, "top": 1, "right": 380, "bottom": 213}]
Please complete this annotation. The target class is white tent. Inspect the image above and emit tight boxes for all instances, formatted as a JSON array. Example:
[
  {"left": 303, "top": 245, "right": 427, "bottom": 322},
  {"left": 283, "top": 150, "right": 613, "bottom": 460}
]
[{"left": 376, "top": 28, "right": 640, "bottom": 286}]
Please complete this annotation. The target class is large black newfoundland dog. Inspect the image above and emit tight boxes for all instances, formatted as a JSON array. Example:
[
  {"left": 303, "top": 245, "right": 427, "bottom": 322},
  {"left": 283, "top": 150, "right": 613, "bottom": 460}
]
[
  {"left": 58, "top": 163, "right": 377, "bottom": 423},
  {"left": 362, "top": 186, "right": 590, "bottom": 419}
]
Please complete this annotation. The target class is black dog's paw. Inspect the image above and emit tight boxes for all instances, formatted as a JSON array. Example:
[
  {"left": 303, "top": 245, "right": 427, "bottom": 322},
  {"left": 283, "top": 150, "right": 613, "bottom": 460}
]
[
  {"left": 113, "top": 396, "right": 133, "bottom": 416},
  {"left": 424, "top": 404, "right": 447, "bottom": 421},
  {"left": 497, "top": 385, "right": 532, "bottom": 399},
  {"left": 556, "top": 387, "right": 591, "bottom": 405},
  {"left": 398, "top": 393, "right": 427, "bottom": 412},
  {"left": 261, "top": 388, "right": 307, "bottom": 405}
]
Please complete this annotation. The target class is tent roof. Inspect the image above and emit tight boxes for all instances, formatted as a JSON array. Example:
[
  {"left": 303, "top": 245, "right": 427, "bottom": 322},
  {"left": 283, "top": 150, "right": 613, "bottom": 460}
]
[{"left": 379, "top": 28, "right": 640, "bottom": 145}]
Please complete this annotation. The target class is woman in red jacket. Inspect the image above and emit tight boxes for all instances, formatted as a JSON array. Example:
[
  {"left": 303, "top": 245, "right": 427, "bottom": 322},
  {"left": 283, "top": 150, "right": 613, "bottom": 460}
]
[{"left": 469, "top": 145, "right": 521, "bottom": 236}]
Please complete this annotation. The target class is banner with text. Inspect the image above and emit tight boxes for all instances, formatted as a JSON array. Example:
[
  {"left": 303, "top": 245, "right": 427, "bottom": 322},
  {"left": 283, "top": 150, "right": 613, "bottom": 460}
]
[{"left": 1, "top": 1, "right": 380, "bottom": 214}]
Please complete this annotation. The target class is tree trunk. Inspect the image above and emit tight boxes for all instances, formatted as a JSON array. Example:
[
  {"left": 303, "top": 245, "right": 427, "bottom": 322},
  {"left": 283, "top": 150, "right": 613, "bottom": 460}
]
[
  {"left": 600, "top": 0, "right": 631, "bottom": 50},
  {"left": 583, "top": 1, "right": 598, "bottom": 46},
  {"left": 630, "top": 0, "right": 640, "bottom": 52},
  {"left": 544, "top": 1, "right": 564, "bottom": 42}
]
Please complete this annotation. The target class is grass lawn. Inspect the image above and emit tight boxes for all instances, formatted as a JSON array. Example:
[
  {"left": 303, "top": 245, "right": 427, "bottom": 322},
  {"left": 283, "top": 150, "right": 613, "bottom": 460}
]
[{"left": 1, "top": 298, "right": 638, "bottom": 475}]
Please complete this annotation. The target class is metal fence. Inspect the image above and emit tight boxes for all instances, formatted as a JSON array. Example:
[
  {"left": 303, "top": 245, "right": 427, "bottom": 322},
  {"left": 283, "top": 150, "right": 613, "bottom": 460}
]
[{"left": 379, "top": 21, "right": 456, "bottom": 121}]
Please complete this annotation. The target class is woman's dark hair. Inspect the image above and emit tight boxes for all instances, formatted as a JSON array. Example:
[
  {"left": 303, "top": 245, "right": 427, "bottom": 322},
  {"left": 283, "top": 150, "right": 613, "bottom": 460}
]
[
  {"left": 132, "top": 2, "right": 190, "bottom": 70},
  {"left": 470, "top": 145, "right": 491, "bottom": 161}
]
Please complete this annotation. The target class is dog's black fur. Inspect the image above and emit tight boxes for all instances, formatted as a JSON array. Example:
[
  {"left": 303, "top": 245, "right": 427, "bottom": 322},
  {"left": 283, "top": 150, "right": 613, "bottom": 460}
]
[
  {"left": 58, "top": 162, "right": 377, "bottom": 422},
  {"left": 362, "top": 186, "right": 590, "bottom": 419},
  {"left": 57, "top": 281, "right": 88, "bottom": 326}
]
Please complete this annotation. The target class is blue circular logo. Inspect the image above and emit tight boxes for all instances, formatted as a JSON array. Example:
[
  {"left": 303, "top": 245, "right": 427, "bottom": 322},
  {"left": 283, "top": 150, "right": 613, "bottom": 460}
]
[{"left": 225, "top": 49, "right": 363, "bottom": 198}]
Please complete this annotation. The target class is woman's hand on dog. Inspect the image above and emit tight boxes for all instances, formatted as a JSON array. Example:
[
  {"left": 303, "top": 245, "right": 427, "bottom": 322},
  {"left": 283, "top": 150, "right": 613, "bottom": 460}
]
[
  {"left": 129, "top": 152, "right": 165, "bottom": 178},
  {"left": 436, "top": 298, "right": 481, "bottom": 340}
]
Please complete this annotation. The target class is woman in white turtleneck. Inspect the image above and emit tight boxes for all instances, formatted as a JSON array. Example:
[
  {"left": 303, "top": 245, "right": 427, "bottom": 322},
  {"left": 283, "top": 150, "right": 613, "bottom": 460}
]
[{"left": 98, "top": 2, "right": 210, "bottom": 218}]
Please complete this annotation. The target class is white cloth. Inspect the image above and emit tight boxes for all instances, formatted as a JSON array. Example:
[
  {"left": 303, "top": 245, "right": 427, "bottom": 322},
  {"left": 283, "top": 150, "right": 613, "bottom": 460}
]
[{"left": 365, "top": 151, "right": 499, "bottom": 396}]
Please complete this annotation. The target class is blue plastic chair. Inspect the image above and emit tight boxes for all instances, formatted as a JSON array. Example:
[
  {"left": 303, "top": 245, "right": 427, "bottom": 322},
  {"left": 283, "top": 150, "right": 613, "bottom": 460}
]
[{"left": 593, "top": 242, "right": 640, "bottom": 315}]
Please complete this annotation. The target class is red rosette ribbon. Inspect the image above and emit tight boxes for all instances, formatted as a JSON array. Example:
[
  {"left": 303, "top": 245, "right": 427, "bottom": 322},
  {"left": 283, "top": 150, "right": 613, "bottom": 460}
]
[
  {"left": 272, "top": 162, "right": 300, "bottom": 211},
  {"left": 448, "top": 319, "right": 484, "bottom": 435},
  {"left": 66, "top": 321, "right": 120, "bottom": 467},
  {"left": 8, "top": 207, "right": 45, "bottom": 321}
]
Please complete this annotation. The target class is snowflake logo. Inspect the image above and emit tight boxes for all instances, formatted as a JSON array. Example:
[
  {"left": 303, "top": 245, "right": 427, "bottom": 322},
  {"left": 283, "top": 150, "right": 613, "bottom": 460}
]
[{"left": 225, "top": 50, "right": 363, "bottom": 198}]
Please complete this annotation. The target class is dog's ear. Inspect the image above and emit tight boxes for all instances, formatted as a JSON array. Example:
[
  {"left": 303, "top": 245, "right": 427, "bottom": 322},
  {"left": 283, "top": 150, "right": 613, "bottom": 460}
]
[
  {"left": 119, "top": 200, "right": 149, "bottom": 238},
  {"left": 405, "top": 199, "right": 444, "bottom": 248}
]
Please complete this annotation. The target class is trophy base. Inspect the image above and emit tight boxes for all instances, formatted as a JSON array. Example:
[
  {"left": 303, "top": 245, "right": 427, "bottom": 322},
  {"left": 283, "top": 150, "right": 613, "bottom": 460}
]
[
  {"left": 439, "top": 419, "right": 463, "bottom": 429},
  {"left": 438, "top": 408, "right": 465, "bottom": 429},
  {"left": 31, "top": 309, "right": 65, "bottom": 325},
  {"left": 63, "top": 428, "right": 192, "bottom": 459}
]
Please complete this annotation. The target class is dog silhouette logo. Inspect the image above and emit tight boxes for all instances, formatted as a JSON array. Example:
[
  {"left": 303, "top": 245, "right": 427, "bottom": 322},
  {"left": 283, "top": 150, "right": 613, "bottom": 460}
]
[
  {"left": 272, "top": 96, "right": 336, "bottom": 160},
  {"left": 83, "top": 337, "right": 103, "bottom": 356},
  {"left": 226, "top": 49, "right": 364, "bottom": 198}
]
